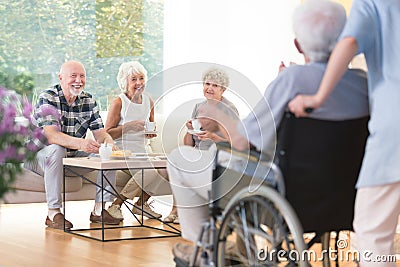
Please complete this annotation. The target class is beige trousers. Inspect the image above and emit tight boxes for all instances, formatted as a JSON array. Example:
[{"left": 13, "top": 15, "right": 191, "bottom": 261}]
[
  {"left": 353, "top": 181, "right": 400, "bottom": 266},
  {"left": 119, "top": 168, "right": 168, "bottom": 199}
]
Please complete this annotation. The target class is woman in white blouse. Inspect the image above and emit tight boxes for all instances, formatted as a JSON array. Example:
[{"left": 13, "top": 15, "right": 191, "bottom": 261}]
[{"left": 105, "top": 61, "right": 163, "bottom": 220}]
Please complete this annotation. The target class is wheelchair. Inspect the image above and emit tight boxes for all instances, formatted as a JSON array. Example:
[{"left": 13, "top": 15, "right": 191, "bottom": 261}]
[{"left": 175, "top": 112, "right": 369, "bottom": 267}]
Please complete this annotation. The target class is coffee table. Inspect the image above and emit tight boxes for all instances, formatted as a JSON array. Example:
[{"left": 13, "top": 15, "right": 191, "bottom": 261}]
[{"left": 62, "top": 155, "right": 180, "bottom": 242}]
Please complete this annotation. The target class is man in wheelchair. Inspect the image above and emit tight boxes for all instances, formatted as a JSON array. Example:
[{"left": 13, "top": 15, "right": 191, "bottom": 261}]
[{"left": 167, "top": 0, "right": 369, "bottom": 266}]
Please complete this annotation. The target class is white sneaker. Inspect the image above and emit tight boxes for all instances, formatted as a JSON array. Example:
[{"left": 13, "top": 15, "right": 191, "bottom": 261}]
[
  {"left": 107, "top": 204, "right": 124, "bottom": 221},
  {"left": 132, "top": 201, "right": 162, "bottom": 219}
]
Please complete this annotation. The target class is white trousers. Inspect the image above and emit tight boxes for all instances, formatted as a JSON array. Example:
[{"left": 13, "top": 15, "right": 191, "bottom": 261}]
[
  {"left": 167, "top": 145, "right": 216, "bottom": 242},
  {"left": 353, "top": 181, "right": 400, "bottom": 266},
  {"left": 24, "top": 144, "right": 116, "bottom": 209},
  {"left": 167, "top": 144, "right": 246, "bottom": 242}
]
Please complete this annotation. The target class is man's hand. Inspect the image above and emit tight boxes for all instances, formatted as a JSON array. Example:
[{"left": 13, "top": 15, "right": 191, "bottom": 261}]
[
  {"left": 80, "top": 139, "right": 101, "bottom": 153},
  {"left": 111, "top": 144, "right": 119, "bottom": 151}
]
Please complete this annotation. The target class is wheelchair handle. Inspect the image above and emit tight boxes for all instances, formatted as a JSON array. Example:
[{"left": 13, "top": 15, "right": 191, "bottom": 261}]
[{"left": 304, "top": 107, "right": 314, "bottom": 114}]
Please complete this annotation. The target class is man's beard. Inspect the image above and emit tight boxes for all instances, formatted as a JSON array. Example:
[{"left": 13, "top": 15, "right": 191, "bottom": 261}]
[{"left": 69, "top": 87, "right": 84, "bottom": 96}]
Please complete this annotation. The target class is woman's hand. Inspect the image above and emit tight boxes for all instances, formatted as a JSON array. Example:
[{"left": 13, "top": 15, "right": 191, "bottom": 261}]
[
  {"left": 196, "top": 131, "right": 213, "bottom": 141},
  {"left": 198, "top": 117, "right": 219, "bottom": 133},
  {"left": 145, "top": 133, "right": 157, "bottom": 139},
  {"left": 186, "top": 119, "right": 194, "bottom": 130},
  {"left": 123, "top": 120, "right": 145, "bottom": 132}
]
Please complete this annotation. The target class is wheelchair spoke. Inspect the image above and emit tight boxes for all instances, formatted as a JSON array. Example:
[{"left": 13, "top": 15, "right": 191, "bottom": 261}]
[{"left": 217, "top": 194, "right": 304, "bottom": 267}]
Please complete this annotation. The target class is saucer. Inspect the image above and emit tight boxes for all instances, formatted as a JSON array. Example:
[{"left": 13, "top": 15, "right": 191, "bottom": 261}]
[
  {"left": 154, "top": 156, "right": 168, "bottom": 160},
  {"left": 188, "top": 129, "right": 206, "bottom": 135}
]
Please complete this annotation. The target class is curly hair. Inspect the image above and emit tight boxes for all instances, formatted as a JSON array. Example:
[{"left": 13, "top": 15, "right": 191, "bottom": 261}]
[
  {"left": 202, "top": 67, "right": 230, "bottom": 89},
  {"left": 117, "top": 61, "right": 148, "bottom": 93}
]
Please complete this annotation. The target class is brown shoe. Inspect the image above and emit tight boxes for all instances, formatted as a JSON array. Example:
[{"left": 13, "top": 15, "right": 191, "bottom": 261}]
[
  {"left": 45, "top": 213, "right": 73, "bottom": 230},
  {"left": 90, "top": 210, "right": 120, "bottom": 225}
]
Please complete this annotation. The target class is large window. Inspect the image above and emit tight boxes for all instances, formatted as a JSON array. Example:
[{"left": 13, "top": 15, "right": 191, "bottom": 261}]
[{"left": 0, "top": 0, "right": 164, "bottom": 109}]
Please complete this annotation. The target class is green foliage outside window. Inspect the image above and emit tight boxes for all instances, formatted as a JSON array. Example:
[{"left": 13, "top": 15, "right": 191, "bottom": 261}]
[
  {"left": 96, "top": 0, "right": 144, "bottom": 58},
  {"left": 0, "top": 0, "right": 163, "bottom": 110}
]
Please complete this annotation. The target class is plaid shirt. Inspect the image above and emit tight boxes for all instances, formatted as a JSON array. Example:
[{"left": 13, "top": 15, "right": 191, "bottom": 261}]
[{"left": 32, "top": 84, "right": 104, "bottom": 139}]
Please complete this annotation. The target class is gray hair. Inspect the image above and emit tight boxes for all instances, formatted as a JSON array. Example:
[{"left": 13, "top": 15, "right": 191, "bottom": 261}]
[
  {"left": 202, "top": 68, "right": 230, "bottom": 89},
  {"left": 117, "top": 61, "right": 148, "bottom": 93},
  {"left": 292, "top": 0, "right": 346, "bottom": 62}
]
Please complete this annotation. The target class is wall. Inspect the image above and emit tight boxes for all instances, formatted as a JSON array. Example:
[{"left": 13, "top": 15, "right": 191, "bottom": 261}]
[{"left": 162, "top": 0, "right": 301, "bottom": 118}]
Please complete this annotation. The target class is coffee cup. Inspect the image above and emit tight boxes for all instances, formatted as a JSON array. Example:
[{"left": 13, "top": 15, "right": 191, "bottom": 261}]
[
  {"left": 191, "top": 119, "right": 201, "bottom": 131},
  {"left": 99, "top": 143, "right": 112, "bottom": 161},
  {"left": 145, "top": 121, "right": 156, "bottom": 132}
]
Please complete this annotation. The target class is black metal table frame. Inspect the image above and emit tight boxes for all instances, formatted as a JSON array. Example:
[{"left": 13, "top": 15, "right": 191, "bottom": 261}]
[{"left": 63, "top": 164, "right": 181, "bottom": 242}]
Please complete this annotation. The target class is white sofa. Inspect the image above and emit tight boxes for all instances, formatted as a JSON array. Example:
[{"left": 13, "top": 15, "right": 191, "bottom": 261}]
[{"left": 3, "top": 113, "right": 188, "bottom": 204}]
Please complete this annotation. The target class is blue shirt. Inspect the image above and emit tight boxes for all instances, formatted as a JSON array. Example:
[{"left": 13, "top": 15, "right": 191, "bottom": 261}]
[
  {"left": 238, "top": 62, "right": 369, "bottom": 158},
  {"left": 340, "top": 0, "right": 400, "bottom": 187}
]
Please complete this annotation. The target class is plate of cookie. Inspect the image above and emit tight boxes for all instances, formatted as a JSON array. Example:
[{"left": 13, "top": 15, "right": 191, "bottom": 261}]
[{"left": 110, "top": 150, "right": 132, "bottom": 159}]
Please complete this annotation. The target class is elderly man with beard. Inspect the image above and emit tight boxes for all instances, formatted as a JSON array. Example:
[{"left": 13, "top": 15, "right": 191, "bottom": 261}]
[{"left": 24, "top": 60, "right": 120, "bottom": 229}]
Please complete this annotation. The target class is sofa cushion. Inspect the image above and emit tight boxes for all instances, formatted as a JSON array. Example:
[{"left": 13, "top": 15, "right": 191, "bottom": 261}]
[
  {"left": 150, "top": 113, "right": 186, "bottom": 154},
  {"left": 14, "top": 167, "right": 98, "bottom": 193}
]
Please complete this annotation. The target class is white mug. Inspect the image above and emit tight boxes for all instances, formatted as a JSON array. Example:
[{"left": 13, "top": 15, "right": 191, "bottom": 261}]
[
  {"left": 99, "top": 143, "right": 112, "bottom": 161},
  {"left": 145, "top": 121, "right": 156, "bottom": 132},
  {"left": 191, "top": 119, "right": 201, "bottom": 131}
]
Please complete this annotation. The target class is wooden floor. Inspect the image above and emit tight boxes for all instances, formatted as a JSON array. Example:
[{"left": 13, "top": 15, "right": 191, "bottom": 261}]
[
  {"left": 0, "top": 197, "right": 186, "bottom": 267},
  {"left": 0, "top": 198, "right": 399, "bottom": 266}
]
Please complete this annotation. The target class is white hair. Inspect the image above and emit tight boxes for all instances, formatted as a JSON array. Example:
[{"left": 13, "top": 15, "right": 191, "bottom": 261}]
[
  {"left": 117, "top": 61, "right": 148, "bottom": 93},
  {"left": 292, "top": 0, "right": 346, "bottom": 62}
]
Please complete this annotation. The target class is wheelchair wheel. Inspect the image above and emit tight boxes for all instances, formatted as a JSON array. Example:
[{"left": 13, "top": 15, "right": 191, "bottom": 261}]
[{"left": 216, "top": 186, "right": 307, "bottom": 267}]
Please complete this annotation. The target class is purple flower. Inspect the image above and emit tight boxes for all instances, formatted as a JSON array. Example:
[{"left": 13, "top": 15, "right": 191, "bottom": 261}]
[
  {"left": 0, "top": 87, "right": 6, "bottom": 98},
  {"left": 17, "top": 125, "right": 28, "bottom": 135},
  {"left": 26, "top": 142, "right": 38, "bottom": 152},
  {"left": 33, "top": 127, "right": 44, "bottom": 140},
  {"left": 0, "top": 152, "right": 5, "bottom": 164},
  {"left": 39, "top": 104, "right": 61, "bottom": 120},
  {"left": 5, "top": 104, "right": 16, "bottom": 118},
  {"left": 4, "top": 145, "right": 17, "bottom": 160},
  {"left": 1, "top": 87, "right": 42, "bottom": 198},
  {"left": 22, "top": 98, "right": 33, "bottom": 119}
]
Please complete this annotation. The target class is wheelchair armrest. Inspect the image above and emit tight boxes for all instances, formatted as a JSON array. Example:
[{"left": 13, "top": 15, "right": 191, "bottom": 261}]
[
  {"left": 215, "top": 142, "right": 285, "bottom": 195},
  {"left": 215, "top": 141, "right": 271, "bottom": 163}
]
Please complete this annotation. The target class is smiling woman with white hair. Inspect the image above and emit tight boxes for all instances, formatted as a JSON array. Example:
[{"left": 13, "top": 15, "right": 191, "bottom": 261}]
[
  {"left": 116, "top": 61, "right": 148, "bottom": 93},
  {"left": 105, "top": 61, "right": 163, "bottom": 221}
]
